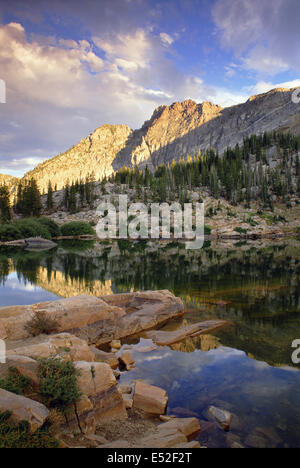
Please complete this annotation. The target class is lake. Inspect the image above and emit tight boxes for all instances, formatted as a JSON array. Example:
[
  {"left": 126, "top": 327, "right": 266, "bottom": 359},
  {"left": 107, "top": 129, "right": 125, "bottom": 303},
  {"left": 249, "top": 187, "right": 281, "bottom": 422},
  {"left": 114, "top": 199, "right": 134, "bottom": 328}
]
[{"left": 0, "top": 239, "right": 300, "bottom": 448}]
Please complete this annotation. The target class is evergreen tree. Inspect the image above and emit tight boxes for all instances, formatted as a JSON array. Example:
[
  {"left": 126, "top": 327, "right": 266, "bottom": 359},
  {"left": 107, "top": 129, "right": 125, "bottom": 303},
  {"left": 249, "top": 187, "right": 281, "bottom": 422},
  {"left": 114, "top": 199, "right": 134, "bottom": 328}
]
[
  {"left": 0, "top": 184, "right": 12, "bottom": 222},
  {"left": 46, "top": 181, "right": 54, "bottom": 212}
]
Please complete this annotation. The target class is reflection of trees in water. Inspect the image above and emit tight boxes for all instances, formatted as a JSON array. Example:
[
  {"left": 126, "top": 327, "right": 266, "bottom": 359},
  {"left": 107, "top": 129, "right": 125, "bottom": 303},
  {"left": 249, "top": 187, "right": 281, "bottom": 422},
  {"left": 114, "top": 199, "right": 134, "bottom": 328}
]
[{"left": 0, "top": 255, "right": 10, "bottom": 285}]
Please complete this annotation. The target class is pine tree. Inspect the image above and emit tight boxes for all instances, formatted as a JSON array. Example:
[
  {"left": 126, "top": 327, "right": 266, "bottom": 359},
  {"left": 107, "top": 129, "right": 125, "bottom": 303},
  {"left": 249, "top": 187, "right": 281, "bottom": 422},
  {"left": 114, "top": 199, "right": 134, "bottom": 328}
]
[
  {"left": 0, "top": 184, "right": 12, "bottom": 222},
  {"left": 46, "top": 181, "right": 54, "bottom": 212}
]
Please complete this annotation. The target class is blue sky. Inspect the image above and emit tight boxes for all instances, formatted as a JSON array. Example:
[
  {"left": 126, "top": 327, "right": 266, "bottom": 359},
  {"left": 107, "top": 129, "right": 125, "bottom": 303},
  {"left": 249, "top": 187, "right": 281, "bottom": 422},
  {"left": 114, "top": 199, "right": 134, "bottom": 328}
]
[{"left": 0, "top": 0, "right": 299, "bottom": 176}]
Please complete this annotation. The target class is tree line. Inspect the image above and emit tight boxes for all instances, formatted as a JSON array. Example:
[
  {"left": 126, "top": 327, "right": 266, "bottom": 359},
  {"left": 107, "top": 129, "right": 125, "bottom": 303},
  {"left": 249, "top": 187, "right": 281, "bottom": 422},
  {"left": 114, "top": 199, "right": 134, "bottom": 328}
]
[{"left": 1, "top": 130, "right": 300, "bottom": 222}]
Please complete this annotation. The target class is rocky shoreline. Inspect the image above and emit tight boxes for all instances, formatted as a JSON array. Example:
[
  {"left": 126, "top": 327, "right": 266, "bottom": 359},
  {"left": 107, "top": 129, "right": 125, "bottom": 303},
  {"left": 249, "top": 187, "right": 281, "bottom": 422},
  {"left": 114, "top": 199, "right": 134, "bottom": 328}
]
[{"left": 0, "top": 291, "right": 231, "bottom": 448}]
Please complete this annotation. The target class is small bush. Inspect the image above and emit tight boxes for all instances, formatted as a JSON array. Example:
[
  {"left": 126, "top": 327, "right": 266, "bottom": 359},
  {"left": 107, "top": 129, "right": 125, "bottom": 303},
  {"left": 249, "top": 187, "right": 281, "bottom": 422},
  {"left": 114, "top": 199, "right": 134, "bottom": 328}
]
[
  {"left": 60, "top": 221, "right": 95, "bottom": 237},
  {"left": 36, "top": 218, "right": 60, "bottom": 238},
  {"left": 0, "top": 224, "right": 23, "bottom": 241},
  {"left": 0, "top": 411, "right": 58, "bottom": 448},
  {"left": 38, "top": 358, "right": 82, "bottom": 415},
  {"left": 0, "top": 367, "right": 32, "bottom": 396},
  {"left": 14, "top": 218, "right": 52, "bottom": 240},
  {"left": 234, "top": 227, "right": 247, "bottom": 234},
  {"left": 25, "top": 311, "right": 59, "bottom": 337},
  {"left": 204, "top": 225, "right": 212, "bottom": 235}
]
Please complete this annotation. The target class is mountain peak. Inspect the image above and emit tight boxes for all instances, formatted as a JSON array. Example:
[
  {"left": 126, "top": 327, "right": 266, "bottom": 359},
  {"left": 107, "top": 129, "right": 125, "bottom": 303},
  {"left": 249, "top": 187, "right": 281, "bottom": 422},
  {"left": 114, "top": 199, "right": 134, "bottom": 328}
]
[{"left": 12, "top": 86, "right": 300, "bottom": 193}]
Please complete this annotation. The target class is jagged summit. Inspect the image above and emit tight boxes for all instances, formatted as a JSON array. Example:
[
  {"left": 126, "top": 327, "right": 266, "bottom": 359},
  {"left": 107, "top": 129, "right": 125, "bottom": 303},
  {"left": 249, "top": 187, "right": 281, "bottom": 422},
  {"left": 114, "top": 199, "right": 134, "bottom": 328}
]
[{"left": 6, "top": 87, "right": 300, "bottom": 193}]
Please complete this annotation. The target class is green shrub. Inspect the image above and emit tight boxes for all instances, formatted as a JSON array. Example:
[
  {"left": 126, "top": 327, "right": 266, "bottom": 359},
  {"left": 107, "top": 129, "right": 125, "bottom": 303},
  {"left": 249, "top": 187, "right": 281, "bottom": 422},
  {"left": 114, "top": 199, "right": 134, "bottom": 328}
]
[
  {"left": 38, "top": 358, "right": 82, "bottom": 414},
  {"left": 0, "top": 411, "right": 58, "bottom": 448},
  {"left": 234, "top": 227, "right": 247, "bottom": 234},
  {"left": 14, "top": 218, "right": 51, "bottom": 240},
  {"left": 36, "top": 218, "right": 60, "bottom": 238},
  {"left": 0, "top": 224, "right": 23, "bottom": 241},
  {"left": 204, "top": 225, "right": 212, "bottom": 235},
  {"left": 0, "top": 367, "right": 32, "bottom": 395},
  {"left": 25, "top": 311, "right": 60, "bottom": 337},
  {"left": 60, "top": 221, "right": 95, "bottom": 237}
]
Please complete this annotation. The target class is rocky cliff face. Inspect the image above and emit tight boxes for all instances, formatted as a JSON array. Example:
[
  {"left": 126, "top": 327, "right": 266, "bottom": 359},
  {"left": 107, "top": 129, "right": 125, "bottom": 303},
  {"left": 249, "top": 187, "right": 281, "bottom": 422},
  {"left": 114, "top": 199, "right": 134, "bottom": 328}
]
[
  {"left": 15, "top": 88, "right": 300, "bottom": 192},
  {"left": 0, "top": 174, "right": 20, "bottom": 189}
]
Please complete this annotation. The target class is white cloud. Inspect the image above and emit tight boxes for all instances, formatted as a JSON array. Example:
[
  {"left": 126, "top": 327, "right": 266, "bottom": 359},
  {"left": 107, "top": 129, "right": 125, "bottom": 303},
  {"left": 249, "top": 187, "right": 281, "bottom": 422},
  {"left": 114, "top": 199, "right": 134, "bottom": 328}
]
[
  {"left": 0, "top": 22, "right": 217, "bottom": 175},
  {"left": 246, "top": 79, "right": 300, "bottom": 95},
  {"left": 213, "top": 0, "right": 300, "bottom": 76},
  {"left": 160, "top": 32, "right": 174, "bottom": 45}
]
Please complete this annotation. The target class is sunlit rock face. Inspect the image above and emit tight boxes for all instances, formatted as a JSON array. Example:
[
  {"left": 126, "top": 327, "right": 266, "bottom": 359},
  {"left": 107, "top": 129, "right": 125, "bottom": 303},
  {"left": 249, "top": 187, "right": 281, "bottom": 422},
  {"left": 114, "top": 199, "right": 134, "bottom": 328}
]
[{"left": 9, "top": 88, "right": 299, "bottom": 193}]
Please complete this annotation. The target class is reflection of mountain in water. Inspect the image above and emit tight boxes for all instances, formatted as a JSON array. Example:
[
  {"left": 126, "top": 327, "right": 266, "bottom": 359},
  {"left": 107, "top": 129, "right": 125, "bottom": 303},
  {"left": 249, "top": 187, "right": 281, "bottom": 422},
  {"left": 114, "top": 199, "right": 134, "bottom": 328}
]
[{"left": 0, "top": 239, "right": 300, "bottom": 367}]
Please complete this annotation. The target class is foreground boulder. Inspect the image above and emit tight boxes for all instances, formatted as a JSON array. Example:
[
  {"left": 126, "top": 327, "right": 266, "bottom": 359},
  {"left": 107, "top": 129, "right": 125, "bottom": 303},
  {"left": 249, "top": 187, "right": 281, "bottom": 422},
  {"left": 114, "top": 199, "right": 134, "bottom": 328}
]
[
  {"left": 8, "top": 333, "right": 95, "bottom": 362},
  {"left": 0, "top": 291, "right": 183, "bottom": 346},
  {"left": 0, "top": 295, "right": 125, "bottom": 342},
  {"left": 51, "top": 362, "right": 127, "bottom": 436},
  {"left": 76, "top": 362, "right": 127, "bottom": 425},
  {"left": 133, "top": 381, "right": 168, "bottom": 415},
  {"left": 0, "top": 389, "right": 49, "bottom": 433},
  {"left": 0, "top": 355, "right": 40, "bottom": 389}
]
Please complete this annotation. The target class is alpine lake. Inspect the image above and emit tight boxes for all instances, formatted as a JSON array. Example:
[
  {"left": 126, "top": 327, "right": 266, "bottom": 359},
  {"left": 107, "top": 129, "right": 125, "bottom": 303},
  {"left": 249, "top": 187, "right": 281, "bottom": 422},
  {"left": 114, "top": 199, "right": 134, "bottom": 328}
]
[{"left": 1, "top": 238, "right": 300, "bottom": 448}]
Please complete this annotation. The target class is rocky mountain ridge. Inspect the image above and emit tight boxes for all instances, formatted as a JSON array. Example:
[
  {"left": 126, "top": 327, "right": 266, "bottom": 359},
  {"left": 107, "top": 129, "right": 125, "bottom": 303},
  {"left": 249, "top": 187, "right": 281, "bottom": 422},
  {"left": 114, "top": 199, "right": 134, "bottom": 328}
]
[{"left": 4, "top": 88, "right": 300, "bottom": 193}]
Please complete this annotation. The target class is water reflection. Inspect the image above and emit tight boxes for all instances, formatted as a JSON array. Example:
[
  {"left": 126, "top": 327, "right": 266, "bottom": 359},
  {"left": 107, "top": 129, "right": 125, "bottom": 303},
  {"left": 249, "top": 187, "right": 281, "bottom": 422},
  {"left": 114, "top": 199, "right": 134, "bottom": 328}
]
[{"left": 0, "top": 239, "right": 300, "bottom": 447}]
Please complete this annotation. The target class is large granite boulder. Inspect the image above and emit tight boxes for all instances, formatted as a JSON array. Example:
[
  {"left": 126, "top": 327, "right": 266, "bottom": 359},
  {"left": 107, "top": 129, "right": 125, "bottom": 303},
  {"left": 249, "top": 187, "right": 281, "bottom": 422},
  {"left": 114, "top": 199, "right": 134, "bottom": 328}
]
[
  {"left": 75, "top": 361, "right": 127, "bottom": 423},
  {"left": 0, "top": 295, "right": 125, "bottom": 342},
  {"left": 0, "top": 389, "right": 49, "bottom": 433},
  {"left": 0, "top": 355, "right": 40, "bottom": 390},
  {"left": 0, "top": 291, "right": 183, "bottom": 346}
]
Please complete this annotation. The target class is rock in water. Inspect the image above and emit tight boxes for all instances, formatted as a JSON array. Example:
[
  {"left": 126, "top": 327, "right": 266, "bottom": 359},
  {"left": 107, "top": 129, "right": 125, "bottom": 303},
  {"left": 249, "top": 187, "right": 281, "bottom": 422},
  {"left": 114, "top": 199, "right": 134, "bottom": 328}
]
[
  {"left": 207, "top": 406, "right": 232, "bottom": 431},
  {"left": 133, "top": 381, "right": 168, "bottom": 415}
]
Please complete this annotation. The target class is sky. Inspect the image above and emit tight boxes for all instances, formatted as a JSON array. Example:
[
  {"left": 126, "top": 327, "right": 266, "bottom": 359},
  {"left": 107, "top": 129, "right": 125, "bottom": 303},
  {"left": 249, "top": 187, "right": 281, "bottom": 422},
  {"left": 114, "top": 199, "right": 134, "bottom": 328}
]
[{"left": 0, "top": 0, "right": 300, "bottom": 177}]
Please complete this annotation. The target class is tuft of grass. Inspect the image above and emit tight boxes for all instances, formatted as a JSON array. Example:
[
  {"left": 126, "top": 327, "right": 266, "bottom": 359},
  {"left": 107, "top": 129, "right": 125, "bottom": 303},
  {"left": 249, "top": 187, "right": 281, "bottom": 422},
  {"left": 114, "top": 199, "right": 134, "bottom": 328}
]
[
  {"left": 25, "top": 311, "right": 60, "bottom": 337},
  {"left": 0, "top": 367, "right": 32, "bottom": 396}
]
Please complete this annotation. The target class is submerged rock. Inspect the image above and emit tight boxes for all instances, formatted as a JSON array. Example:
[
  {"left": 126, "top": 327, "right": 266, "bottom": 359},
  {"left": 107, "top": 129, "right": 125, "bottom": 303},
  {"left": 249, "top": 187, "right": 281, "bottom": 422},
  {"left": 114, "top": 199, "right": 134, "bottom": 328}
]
[{"left": 207, "top": 406, "right": 232, "bottom": 431}]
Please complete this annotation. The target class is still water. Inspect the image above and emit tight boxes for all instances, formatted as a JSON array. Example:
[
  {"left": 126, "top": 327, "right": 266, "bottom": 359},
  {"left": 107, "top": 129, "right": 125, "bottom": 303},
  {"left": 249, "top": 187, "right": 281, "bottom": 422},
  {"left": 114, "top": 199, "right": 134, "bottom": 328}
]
[{"left": 0, "top": 239, "right": 300, "bottom": 448}]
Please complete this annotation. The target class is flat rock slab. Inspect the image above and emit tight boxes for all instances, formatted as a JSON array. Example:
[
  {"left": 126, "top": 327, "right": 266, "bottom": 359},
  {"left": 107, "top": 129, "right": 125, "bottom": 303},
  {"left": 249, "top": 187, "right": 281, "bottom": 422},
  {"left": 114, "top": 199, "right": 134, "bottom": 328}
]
[
  {"left": 0, "top": 388, "right": 49, "bottom": 433},
  {"left": 8, "top": 333, "right": 95, "bottom": 362},
  {"left": 133, "top": 381, "right": 168, "bottom": 415},
  {"left": 146, "top": 320, "right": 229, "bottom": 346},
  {"left": 158, "top": 417, "right": 201, "bottom": 438}
]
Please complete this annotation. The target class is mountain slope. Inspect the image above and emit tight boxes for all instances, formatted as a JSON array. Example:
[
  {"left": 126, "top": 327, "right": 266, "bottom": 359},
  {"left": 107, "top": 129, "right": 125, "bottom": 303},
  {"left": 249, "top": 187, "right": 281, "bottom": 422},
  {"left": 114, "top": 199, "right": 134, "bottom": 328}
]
[{"left": 16, "top": 87, "right": 300, "bottom": 193}]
